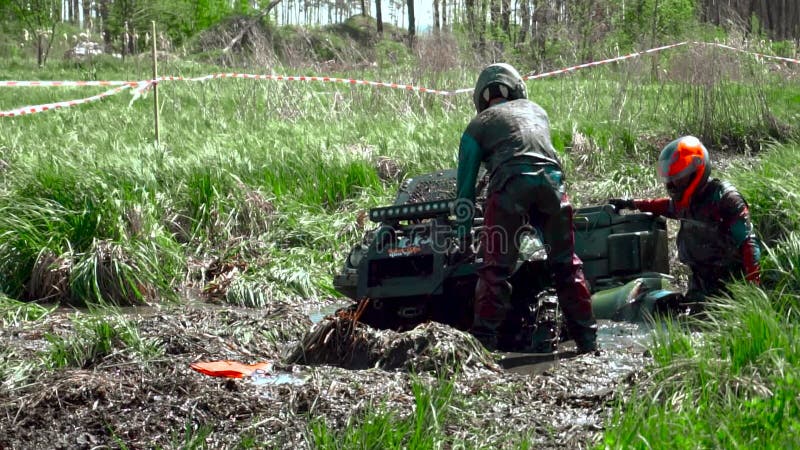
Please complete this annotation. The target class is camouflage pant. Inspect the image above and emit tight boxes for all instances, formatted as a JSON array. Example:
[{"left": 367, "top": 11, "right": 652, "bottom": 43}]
[{"left": 471, "top": 168, "right": 596, "bottom": 348}]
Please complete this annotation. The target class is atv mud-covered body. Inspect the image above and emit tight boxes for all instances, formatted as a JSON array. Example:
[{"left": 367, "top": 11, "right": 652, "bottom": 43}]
[{"left": 334, "top": 169, "right": 682, "bottom": 351}]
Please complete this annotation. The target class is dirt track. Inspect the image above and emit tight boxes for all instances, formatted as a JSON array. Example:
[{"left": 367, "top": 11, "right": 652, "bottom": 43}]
[{"left": 0, "top": 297, "right": 651, "bottom": 449}]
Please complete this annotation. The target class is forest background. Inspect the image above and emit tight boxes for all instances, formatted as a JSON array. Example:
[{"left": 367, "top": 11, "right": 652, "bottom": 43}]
[{"left": 1, "top": 0, "right": 799, "bottom": 69}]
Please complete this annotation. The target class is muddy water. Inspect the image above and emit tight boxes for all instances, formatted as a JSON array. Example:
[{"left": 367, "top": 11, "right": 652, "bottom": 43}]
[
  {"left": 0, "top": 298, "right": 656, "bottom": 449},
  {"left": 500, "top": 320, "right": 650, "bottom": 376},
  {"left": 308, "top": 302, "right": 349, "bottom": 324}
]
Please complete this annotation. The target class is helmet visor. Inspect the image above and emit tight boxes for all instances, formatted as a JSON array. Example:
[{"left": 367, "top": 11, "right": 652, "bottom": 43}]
[
  {"left": 657, "top": 153, "right": 704, "bottom": 183},
  {"left": 665, "top": 173, "right": 693, "bottom": 199},
  {"left": 659, "top": 157, "right": 705, "bottom": 201}
]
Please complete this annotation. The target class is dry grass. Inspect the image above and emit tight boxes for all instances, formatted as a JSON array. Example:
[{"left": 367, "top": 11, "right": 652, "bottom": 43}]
[{"left": 24, "top": 250, "right": 71, "bottom": 303}]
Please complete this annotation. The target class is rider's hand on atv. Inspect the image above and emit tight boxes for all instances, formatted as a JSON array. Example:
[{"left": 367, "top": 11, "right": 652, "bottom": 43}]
[
  {"left": 608, "top": 198, "right": 635, "bottom": 211},
  {"left": 449, "top": 235, "right": 473, "bottom": 261}
]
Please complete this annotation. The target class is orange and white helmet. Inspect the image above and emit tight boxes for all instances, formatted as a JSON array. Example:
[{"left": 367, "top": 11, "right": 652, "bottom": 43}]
[{"left": 657, "top": 136, "right": 711, "bottom": 209}]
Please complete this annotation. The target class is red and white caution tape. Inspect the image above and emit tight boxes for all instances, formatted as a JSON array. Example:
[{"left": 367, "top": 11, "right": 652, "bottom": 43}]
[
  {"left": 131, "top": 73, "right": 474, "bottom": 96},
  {"left": 696, "top": 41, "right": 800, "bottom": 65},
  {"left": 3, "top": 40, "right": 798, "bottom": 118},
  {"left": 0, "top": 85, "right": 134, "bottom": 117},
  {"left": 2, "top": 73, "right": 473, "bottom": 117},
  {"left": 523, "top": 41, "right": 691, "bottom": 80},
  {"left": 0, "top": 80, "right": 139, "bottom": 87}
]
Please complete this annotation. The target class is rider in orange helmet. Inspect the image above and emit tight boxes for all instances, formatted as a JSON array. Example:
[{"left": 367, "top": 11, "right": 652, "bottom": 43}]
[{"left": 609, "top": 136, "right": 761, "bottom": 302}]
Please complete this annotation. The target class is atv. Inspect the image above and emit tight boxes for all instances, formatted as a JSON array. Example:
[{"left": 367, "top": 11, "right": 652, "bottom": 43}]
[{"left": 333, "top": 169, "right": 684, "bottom": 352}]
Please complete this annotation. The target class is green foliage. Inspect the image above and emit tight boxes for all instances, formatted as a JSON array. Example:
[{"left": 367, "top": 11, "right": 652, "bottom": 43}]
[
  {"left": 68, "top": 237, "right": 181, "bottom": 306},
  {"left": 310, "top": 377, "right": 456, "bottom": 449},
  {"left": 0, "top": 347, "right": 38, "bottom": 390},
  {"left": 0, "top": 53, "right": 797, "bottom": 308},
  {"left": 43, "top": 312, "right": 163, "bottom": 368},
  {"left": 267, "top": 24, "right": 364, "bottom": 64},
  {"left": 328, "top": 15, "right": 381, "bottom": 46},
  {"left": 0, "top": 180, "right": 183, "bottom": 304},
  {"left": 759, "top": 232, "right": 800, "bottom": 296},
  {"left": 603, "top": 282, "right": 800, "bottom": 449},
  {"left": 615, "top": 0, "right": 698, "bottom": 48},
  {"left": 193, "top": 0, "right": 232, "bottom": 31},
  {"left": 729, "top": 142, "right": 800, "bottom": 246},
  {"left": 375, "top": 39, "right": 413, "bottom": 68},
  {"left": 167, "top": 422, "right": 214, "bottom": 450},
  {"left": 2, "top": 10, "right": 800, "bottom": 448},
  {"left": 0, "top": 295, "right": 53, "bottom": 327}
]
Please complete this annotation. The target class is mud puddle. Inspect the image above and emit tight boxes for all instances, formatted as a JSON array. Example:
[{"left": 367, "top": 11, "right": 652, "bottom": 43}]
[{"left": 0, "top": 301, "right": 652, "bottom": 449}]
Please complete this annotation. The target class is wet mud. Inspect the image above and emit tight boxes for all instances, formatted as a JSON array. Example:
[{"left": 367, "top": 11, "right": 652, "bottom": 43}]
[{"left": 0, "top": 299, "right": 651, "bottom": 449}]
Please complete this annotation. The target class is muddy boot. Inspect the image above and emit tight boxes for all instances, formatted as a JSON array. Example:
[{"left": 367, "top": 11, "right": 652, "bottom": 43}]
[
  {"left": 566, "top": 319, "right": 598, "bottom": 354},
  {"left": 472, "top": 267, "right": 512, "bottom": 353}
]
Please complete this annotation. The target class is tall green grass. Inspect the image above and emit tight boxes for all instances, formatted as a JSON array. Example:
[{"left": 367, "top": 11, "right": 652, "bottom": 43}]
[
  {"left": 0, "top": 47, "right": 798, "bottom": 307},
  {"left": 728, "top": 142, "right": 800, "bottom": 247},
  {"left": 0, "top": 295, "right": 53, "bottom": 326},
  {"left": 601, "top": 143, "right": 800, "bottom": 449}
]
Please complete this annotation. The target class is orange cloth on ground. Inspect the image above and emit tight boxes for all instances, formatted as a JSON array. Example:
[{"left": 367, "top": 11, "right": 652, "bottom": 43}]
[{"left": 190, "top": 361, "right": 271, "bottom": 378}]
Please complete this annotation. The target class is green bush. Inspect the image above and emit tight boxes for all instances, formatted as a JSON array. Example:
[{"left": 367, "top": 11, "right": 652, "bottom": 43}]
[{"left": 375, "top": 39, "right": 412, "bottom": 68}]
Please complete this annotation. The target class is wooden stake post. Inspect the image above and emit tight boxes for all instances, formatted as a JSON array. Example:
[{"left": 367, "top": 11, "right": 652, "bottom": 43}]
[{"left": 152, "top": 21, "right": 160, "bottom": 143}]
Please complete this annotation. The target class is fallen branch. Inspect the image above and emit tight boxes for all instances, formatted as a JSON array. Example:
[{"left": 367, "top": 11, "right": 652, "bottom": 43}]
[{"left": 222, "top": 0, "right": 283, "bottom": 54}]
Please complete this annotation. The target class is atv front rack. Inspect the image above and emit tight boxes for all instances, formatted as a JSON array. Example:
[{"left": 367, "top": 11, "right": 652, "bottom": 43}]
[{"left": 368, "top": 199, "right": 456, "bottom": 222}]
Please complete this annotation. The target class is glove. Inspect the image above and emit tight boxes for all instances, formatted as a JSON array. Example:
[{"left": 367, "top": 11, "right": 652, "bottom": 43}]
[
  {"left": 449, "top": 234, "right": 474, "bottom": 261},
  {"left": 746, "top": 269, "right": 761, "bottom": 286},
  {"left": 608, "top": 198, "right": 635, "bottom": 211}
]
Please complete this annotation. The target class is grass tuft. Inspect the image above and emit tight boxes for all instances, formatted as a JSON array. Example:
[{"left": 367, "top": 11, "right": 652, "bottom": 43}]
[
  {"left": 309, "top": 376, "right": 455, "bottom": 449},
  {"left": 43, "top": 311, "right": 163, "bottom": 369}
]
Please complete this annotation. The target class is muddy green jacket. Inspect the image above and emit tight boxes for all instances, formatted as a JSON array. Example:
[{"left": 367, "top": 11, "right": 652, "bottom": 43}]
[{"left": 456, "top": 99, "right": 562, "bottom": 237}]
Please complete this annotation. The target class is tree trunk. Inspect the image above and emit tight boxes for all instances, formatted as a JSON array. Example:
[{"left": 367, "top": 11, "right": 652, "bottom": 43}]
[
  {"left": 361, "top": 0, "right": 367, "bottom": 16},
  {"left": 532, "top": 0, "right": 546, "bottom": 59},
  {"left": 434, "top": 0, "right": 440, "bottom": 33},
  {"left": 442, "top": 0, "right": 447, "bottom": 30},
  {"left": 376, "top": 0, "right": 383, "bottom": 33},
  {"left": 479, "top": 0, "right": 488, "bottom": 48},
  {"left": 767, "top": 0, "right": 780, "bottom": 38},
  {"left": 122, "top": 21, "right": 128, "bottom": 60},
  {"left": 37, "top": 33, "right": 44, "bottom": 67},
  {"left": 782, "top": 0, "right": 788, "bottom": 39},
  {"left": 651, "top": 0, "right": 660, "bottom": 79},
  {"left": 518, "top": 0, "right": 529, "bottom": 43},
  {"left": 466, "top": 0, "right": 476, "bottom": 33},
  {"left": 99, "top": 0, "right": 111, "bottom": 51},
  {"left": 501, "top": 0, "right": 510, "bottom": 35},
  {"left": 584, "top": 0, "right": 598, "bottom": 61},
  {"left": 82, "top": 0, "right": 92, "bottom": 29},
  {"left": 407, "top": 0, "right": 415, "bottom": 45},
  {"left": 490, "top": 0, "right": 500, "bottom": 29}
]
